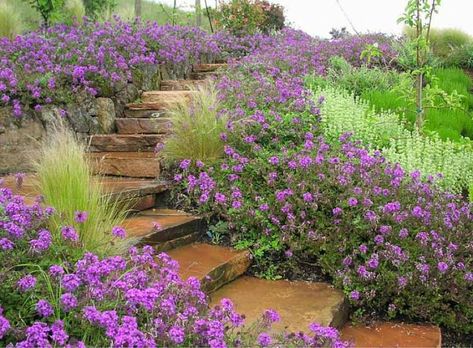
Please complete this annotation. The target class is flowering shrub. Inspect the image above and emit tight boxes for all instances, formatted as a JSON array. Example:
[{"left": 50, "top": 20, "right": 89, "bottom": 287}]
[
  {"left": 0, "top": 185, "right": 348, "bottom": 347},
  {"left": 0, "top": 18, "right": 272, "bottom": 117}
]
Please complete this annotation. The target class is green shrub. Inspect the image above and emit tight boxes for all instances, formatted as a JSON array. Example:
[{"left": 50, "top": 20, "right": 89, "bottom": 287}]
[
  {"left": 0, "top": 3, "right": 23, "bottom": 39},
  {"left": 33, "top": 125, "right": 129, "bottom": 255},
  {"left": 306, "top": 84, "right": 473, "bottom": 194},
  {"left": 404, "top": 27, "right": 472, "bottom": 60},
  {"left": 61, "top": 0, "right": 86, "bottom": 24},
  {"left": 444, "top": 43, "right": 473, "bottom": 69},
  {"left": 361, "top": 67, "right": 473, "bottom": 141},
  {"left": 211, "top": 0, "right": 285, "bottom": 36},
  {"left": 313, "top": 56, "right": 410, "bottom": 97},
  {"left": 161, "top": 83, "right": 228, "bottom": 163}
]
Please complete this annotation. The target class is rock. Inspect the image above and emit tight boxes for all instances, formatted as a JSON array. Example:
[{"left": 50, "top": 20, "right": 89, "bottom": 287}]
[
  {"left": 96, "top": 97, "right": 116, "bottom": 134},
  {"left": 210, "top": 276, "right": 349, "bottom": 331},
  {"left": 88, "top": 134, "right": 165, "bottom": 152},
  {"left": 87, "top": 152, "right": 160, "bottom": 178},
  {"left": 167, "top": 244, "right": 251, "bottom": 293},
  {"left": 0, "top": 107, "right": 45, "bottom": 174},
  {"left": 122, "top": 208, "right": 203, "bottom": 246},
  {"left": 341, "top": 322, "right": 442, "bottom": 348},
  {"left": 116, "top": 118, "right": 171, "bottom": 134}
]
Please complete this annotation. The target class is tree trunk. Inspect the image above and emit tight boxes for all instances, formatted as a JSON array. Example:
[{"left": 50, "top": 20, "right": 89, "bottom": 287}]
[
  {"left": 135, "top": 0, "right": 142, "bottom": 18},
  {"left": 195, "top": 0, "right": 202, "bottom": 27}
]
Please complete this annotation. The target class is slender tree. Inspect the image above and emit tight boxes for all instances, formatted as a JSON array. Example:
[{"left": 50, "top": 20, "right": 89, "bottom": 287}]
[
  {"left": 135, "top": 0, "right": 141, "bottom": 18},
  {"left": 399, "top": 0, "right": 441, "bottom": 129},
  {"left": 195, "top": 0, "right": 202, "bottom": 27}
]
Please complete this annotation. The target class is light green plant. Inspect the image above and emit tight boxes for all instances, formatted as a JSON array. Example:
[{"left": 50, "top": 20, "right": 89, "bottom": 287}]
[
  {"left": 0, "top": 3, "right": 24, "bottom": 39},
  {"left": 308, "top": 83, "right": 473, "bottom": 194},
  {"left": 33, "top": 125, "right": 130, "bottom": 255},
  {"left": 161, "top": 82, "right": 228, "bottom": 163}
]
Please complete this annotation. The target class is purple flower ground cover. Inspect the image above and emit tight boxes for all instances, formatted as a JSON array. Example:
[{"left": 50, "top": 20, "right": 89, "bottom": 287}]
[
  {"left": 170, "top": 28, "right": 473, "bottom": 334},
  {"left": 0, "top": 184, "right": 348, "bottom": 346}
]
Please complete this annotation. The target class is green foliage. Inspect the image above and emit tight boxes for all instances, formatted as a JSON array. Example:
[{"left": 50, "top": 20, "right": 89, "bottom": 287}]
[
  {"left": 25, "top": 0, "right": 65, "bottom": 26},
  {"left": 444, "top": 43, "right": 473, "bottom": 69},
  {"left": 306, "top": 83, "right": 473, "bottom": 194},
  {"left": 60, "top": 0, "right": 86, "bottom": 24},
  {"left": 161, "top": 83, "right": 228, "bottom": 163},
  {"left": 0, "top": 3, "right": 23, "bottom": 39},
  {"left": 33, "top": 125, "right": 129, "bottom": 255},
  {"left": 83, "top": 0, "right": 116, "bottom": 19},
  {"left": 405, "top": 26, "right": 473, "bottom": 59},
  {"left": 312, "top": 56, "right": 410, "bottom": 97},
  {"left": 362, "top": 67, "right": 473, "bottom": 142}
]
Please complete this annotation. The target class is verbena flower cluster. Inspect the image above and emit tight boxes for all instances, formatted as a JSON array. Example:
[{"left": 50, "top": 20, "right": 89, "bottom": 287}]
[
  {"left": 173, "top": 28, "right": 473, "bottom": 334},
  {"left": 0, "top": 18, "right": 267, "bottom": 117},
  {"left": 0, "top": 186, "right": 348, "bottom": 347}
]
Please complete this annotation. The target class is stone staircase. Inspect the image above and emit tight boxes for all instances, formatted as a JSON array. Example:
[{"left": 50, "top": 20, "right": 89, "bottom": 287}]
[{"left": 2, "top": 62, "right": 442, "bottom": 347}]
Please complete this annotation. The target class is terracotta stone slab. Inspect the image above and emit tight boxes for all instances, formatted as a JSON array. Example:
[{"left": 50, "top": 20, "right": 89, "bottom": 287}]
[
  {"left": 160, "top": 79, "right": 207, "bottom": 91},
  {"left": 123, "top": 108, "right": 167, "bottom": 118},
  {"left": 190, "top": 71, "right": 222, "bottom": 80},
  {"left": 122, "top": 208, "right": 203, "bottom": 245},
  {"left": 88, "top": 134, "right": 164, "bottom": 152},
  {"left": 116, "top": 118, "right": 172, "bottom": 134},
  {"left": 210, "top": 276, "right": 348, "bottom": 331},
  {"left": 168, "top": 243, "right": 251, "bottom": 293},
  {"left": 193, "top": 63, "right": 227, "bottom": 72},
  {"left": 141, "top": 90, "right": 196, "bottom": 104},
  {"left": 1, "top": 175, "right": 168, "bottom": 209},
  {"left": 341, "top": 323, "right": 442, "bottom": 348},
  {"left": 88, "top": 152, "right": 160, "bottom": 178}
]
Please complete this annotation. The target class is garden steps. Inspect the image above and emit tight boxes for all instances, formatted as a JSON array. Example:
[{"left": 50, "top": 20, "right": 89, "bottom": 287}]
[
  {"left": 160, "top": 79, "right": 207, "bottom": 91},
  {"left": 167, "top": 243, "right": 251, "bottom": 293},
  {"left": 115, "top": 117, "right": 172, "bottom": 134},
  {"left": 88, "top": 152, "right": 160, "bottom": 178},
  {"left": 88, "top": 134, "right": 165, "bottom": 152},
  {"left": 210, "top": 276, "right": 349, "bottom": 332},
  {"left": 122, "top": 208, "right": 204, "bottom": 251},
  {"left": 341, "top": 322, "right": 442, "bottom": 347}
]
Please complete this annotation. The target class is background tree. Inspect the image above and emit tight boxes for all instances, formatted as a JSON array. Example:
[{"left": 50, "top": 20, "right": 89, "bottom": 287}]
[
  {"left": 398, "top": 0, "right": 441, "bottom": 129},
  {"left": 135, "top": 0, "right": 141, "bottom": 18},
  {"left": 25, "top": 0, "right": 64, "bottom": 27}
]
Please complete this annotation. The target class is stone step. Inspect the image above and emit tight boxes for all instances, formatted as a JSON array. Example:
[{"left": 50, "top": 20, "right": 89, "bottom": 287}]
[
  {"left": 88, "top": 134, "right": 164, "bottom": 152},
  {"left": 123, "top": 208, "right": 204, "bottom": 251},
  {"left": 210, "top": 276, "right": 348, "bottom": 332},
  {"left": 160, "top": 79, "right": 207, "bottom": 91},
  {"left": 88, "top": 152, "right": 160, "bottom": 178},
  {"left": 101, "top": 177, "right": 169, "bottom": 211},
  {"left": 341, "top": 323, "right": 441, "bottom": 348},
  {"left": 1, "top": 174, "right": 169, "bottom": 211},
  {"left": 116, "top": 118, "right": 172, "bottom": 134},
  {"left": 190, "top": 71, "right": 222, "bottom": 80},
  {"left": 141, "top": 90, "right": 196, "bottom": 105},
  {"left": 124, "top": 107, "right": 168, "bottom": 119},
  {"left": 167, "top": 243, "right": 251, "bottom": 293},
  {"left": 193, "top": 63, "right": 227, "bottom": 73}
]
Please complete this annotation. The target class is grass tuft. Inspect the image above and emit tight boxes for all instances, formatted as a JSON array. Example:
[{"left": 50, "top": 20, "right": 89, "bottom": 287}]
[
  {"left": 0, "top": 3, "right": 23, "bottom": 39},
  {"left": 33, "top": 124, "right": 130, "bottom": 256},
  {"left": 161, "top": 82, "right": 228, "bottom": 163}
]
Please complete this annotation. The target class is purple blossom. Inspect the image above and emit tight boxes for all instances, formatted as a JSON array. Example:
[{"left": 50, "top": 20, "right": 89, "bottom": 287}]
[
  {"left": 258, "top": 333, "right": 272, "bottom": 347},
  {"left": 74, "top": 211, "right": 88, "bottom": 223},
  {"left": 17, "top": 275, "right": 36, "bottom": 292},
  {"left": 61, "top": 226, "right": 79, "bottom": 242},
  {"left": 36, "top": 300, "right": 54, "bottom": 318},
  {"left": 112, "top": 226, "right": 126, "bottom": 239}
]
